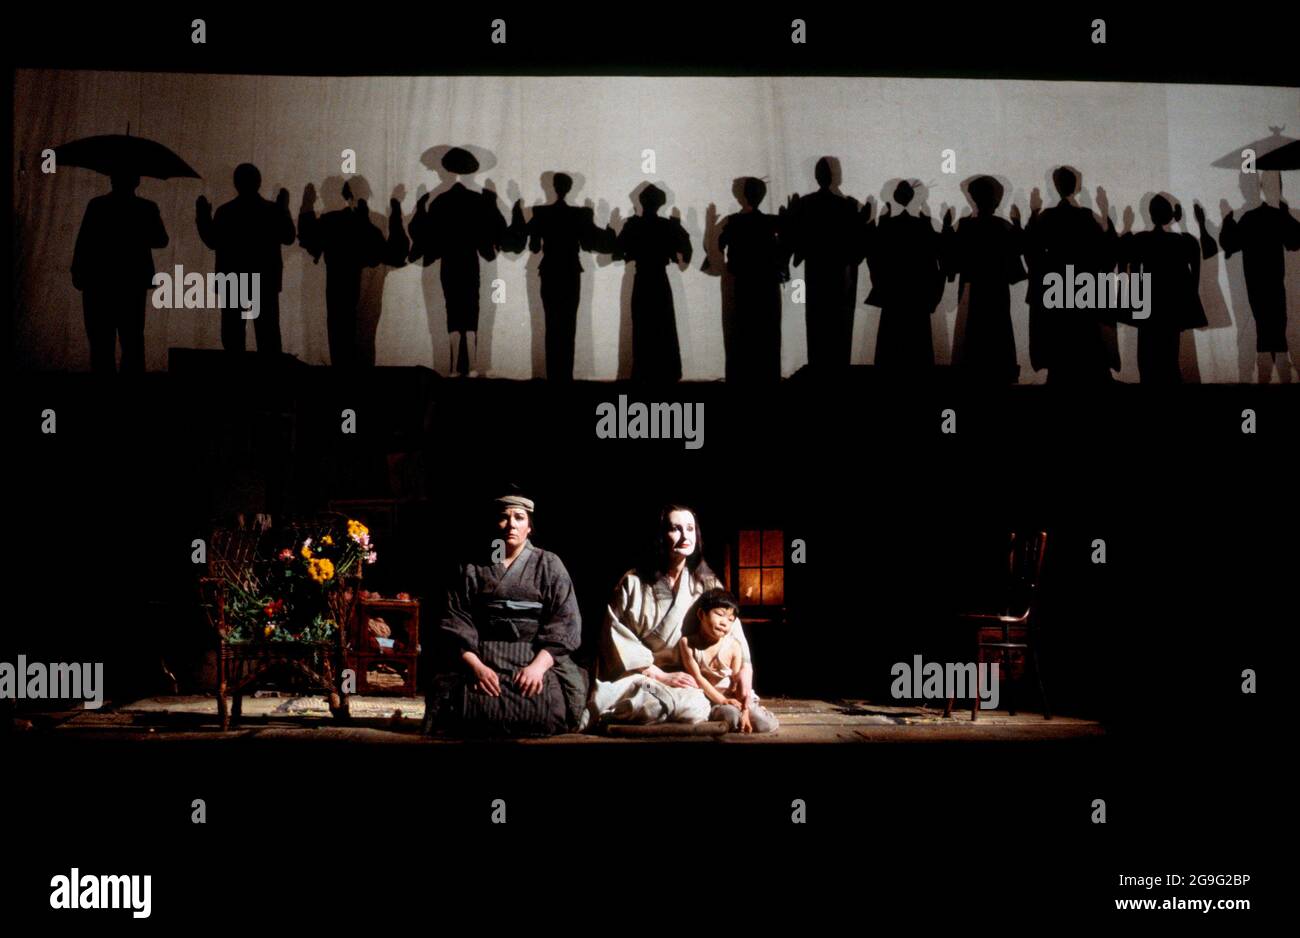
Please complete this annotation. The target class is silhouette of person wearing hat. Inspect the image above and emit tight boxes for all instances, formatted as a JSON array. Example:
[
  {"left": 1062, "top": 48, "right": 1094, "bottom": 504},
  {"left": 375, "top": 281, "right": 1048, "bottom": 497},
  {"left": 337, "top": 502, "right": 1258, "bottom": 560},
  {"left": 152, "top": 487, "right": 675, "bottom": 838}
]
[
  {"left": 502, "top": 173, "right": 614, "bottom": 381},
  {"left": 407, "top": 147, "right": 508, "bottom": 376},
  {"left": 611, "top": 184, "right": 693, "bottom": 383},
  {"left": 70, "top": 171, "right": 169, "bottom": 374},
  {"left": 298, "top": 179, "right": 405, "bottom": 369},
  {"left": 196, "top": 163, "right": 295, "bottom": 355},
  {"left": 862, "top": 180, "right": 945, "bottom": 376},
  {"left": 782, "top": 157, "right": 862, "bottom": 373},
  {"left": 941, "top": 175, "right": 1026, "bottom": 384}
]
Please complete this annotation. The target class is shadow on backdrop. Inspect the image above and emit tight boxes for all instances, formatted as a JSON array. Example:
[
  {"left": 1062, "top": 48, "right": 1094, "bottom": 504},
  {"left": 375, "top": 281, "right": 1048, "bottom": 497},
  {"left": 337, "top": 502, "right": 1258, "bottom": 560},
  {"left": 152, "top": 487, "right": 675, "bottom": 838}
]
[{"left": 611, "top": 182, "right": 693, "bottom": 383}]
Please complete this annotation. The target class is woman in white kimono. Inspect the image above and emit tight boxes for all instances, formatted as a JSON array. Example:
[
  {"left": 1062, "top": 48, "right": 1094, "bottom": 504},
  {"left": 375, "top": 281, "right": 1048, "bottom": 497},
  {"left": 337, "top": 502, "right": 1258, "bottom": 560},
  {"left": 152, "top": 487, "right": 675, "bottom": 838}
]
[{"left": 591, "top": 504, "right": 752, "bottom": 724}]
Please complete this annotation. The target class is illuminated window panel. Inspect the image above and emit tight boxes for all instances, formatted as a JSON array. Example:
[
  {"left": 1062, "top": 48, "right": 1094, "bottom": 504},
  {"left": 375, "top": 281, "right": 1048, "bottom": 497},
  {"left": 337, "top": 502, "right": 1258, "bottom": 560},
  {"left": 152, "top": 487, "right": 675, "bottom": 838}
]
[
  {"left": 761, "top": 567, "right": 785, "bottom": 606},
  {"left": 736, "top": 529, "right": 786, "bottom": 608},
  {"left": 762, "top": 530, "right": 784, "bottom": 566}
]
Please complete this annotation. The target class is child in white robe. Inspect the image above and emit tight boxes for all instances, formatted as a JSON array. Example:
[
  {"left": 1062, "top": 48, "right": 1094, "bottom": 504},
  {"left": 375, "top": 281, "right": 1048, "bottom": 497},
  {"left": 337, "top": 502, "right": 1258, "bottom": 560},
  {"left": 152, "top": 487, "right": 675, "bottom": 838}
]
[{"left": 678, "top": 589, "right": 779, "bottom": 733}]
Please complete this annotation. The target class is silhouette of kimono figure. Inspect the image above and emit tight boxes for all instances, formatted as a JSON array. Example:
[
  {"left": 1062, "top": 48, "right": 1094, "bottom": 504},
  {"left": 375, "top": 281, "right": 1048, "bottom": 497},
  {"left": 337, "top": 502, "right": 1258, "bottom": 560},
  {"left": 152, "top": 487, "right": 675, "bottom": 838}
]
[
  {"left": 613, "top": 185, "right": 692, "bottom": 383},
  {"left": 195, "top": 163, "right": 295, "bottom": 355},
  {"left": 783, "top": 157, "right": 862, "bottom": 371},
  {"left": 298, "top": 181, "right": 400, "bottom": 369},
  {"left": 503, "top": 173, "right": 613, "bottom": 381},
  {"left": 1220, "top": 176, "right": 1300, "bottom": 357},
  {"left": 71, "top": 172, "right": 169, "bottom": 374},
  {"left": 1022, "top": 168, "right": 1119, "bottom": 385},
  {"left": 407, "top": 149, "right": 508, "bottom": 376},
  {"left": 862, "top": 181, "right": 944, "bottom": 375},
  {"left": 942, "top": 176, "right": 1026, "bottom": 384},
  {"left": 1116, "top": 196, "right": 1207, "bottom": 385},
  {"left": 718, "top": 178, "right": 789, "bottom": 383}
]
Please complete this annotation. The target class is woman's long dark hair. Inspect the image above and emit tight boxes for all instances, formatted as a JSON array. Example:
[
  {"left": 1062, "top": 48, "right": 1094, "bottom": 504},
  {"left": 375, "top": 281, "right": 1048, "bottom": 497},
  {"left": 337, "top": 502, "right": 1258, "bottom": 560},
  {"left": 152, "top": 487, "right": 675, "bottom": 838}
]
[{"left": 635, "top": 503, "right": 716, "bottom": 586}]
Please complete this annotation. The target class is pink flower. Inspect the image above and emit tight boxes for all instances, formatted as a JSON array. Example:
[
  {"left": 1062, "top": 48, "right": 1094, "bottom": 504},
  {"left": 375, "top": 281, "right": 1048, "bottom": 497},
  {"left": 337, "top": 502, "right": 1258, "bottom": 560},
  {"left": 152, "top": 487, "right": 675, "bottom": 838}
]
[
  {"left": 366, "top": 551, "right": 378, "bottom": 564},
  {"left": 278, "top": 548, "right": 293, "bottom": 562}
]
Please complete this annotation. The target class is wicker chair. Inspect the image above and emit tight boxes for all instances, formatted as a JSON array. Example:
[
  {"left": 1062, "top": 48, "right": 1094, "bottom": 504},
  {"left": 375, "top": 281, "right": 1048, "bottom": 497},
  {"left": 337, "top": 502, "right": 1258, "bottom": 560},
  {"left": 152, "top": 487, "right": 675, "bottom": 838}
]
[{"left": 199, "top": 512, "right": 358, "bottom": 730}]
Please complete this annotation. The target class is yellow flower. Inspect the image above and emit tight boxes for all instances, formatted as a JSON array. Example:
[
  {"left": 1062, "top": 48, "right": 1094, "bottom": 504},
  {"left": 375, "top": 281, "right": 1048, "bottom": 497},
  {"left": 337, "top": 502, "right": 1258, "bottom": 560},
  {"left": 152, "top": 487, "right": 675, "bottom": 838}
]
[
  {"left": 264, "top": 625, "right": 274, "bottom": 638},
  {"left": 308, "top": 558, "right": 335, "bottom": 583},
  {"left": 301, "top": 544, "right": 313, "bottom": 559},
  {"left": 322, "top": 535, "right": 334, "bottom": 546},
  {"left": 347, "top": 520, "right": 369, "bottom": 538}
]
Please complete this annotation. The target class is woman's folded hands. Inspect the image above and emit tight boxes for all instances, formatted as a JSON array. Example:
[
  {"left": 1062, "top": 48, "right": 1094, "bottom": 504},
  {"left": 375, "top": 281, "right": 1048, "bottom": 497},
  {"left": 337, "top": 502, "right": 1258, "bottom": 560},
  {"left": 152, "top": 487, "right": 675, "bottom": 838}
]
[{"left": 512, "top": 662, "right": 548, "bottom": 697}]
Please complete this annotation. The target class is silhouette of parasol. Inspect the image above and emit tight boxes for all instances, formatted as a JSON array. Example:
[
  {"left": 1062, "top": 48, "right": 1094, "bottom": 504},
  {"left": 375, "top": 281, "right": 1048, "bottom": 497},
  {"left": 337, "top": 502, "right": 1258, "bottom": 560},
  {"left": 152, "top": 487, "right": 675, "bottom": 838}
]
[
  {"left": 1256, "top": 139, "right": 1300, "bottom": 171},
  {"left": 1210, "top": 127, "right": 1296, "bottom": 169},
  {"left": 53, "top": 133, "right": 200, "bottom": 179}
]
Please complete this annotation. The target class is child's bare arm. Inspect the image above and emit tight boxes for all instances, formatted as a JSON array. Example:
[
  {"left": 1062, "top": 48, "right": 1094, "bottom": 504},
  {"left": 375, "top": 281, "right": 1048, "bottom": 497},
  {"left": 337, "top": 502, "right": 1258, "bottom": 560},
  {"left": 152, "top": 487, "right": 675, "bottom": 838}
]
[
  {"left": 678, "top": 638, "right": 730, "bottom": 706},
  {"left": 723, "top": 640, "right": 752, "bottom": 710}
]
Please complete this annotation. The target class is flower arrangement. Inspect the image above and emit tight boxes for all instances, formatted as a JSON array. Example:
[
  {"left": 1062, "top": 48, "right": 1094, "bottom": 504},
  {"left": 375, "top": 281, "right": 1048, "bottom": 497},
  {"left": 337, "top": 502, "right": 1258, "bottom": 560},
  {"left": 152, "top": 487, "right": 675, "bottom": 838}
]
[{"left": 217, "top": 519, "right": 377, "bottom": 644}]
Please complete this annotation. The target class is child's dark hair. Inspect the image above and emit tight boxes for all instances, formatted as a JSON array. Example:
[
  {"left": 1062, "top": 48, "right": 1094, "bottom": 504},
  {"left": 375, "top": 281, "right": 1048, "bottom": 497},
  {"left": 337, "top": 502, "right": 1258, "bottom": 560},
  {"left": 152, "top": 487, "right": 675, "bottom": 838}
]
[{"left": 697, "top": 587, "right": 739, "bottom": 616}]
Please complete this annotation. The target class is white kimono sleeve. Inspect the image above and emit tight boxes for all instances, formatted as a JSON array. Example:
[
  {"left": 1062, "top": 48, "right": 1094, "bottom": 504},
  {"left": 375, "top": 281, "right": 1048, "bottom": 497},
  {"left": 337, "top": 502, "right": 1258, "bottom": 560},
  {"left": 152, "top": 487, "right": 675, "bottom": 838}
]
[{"left": 601, "top": 574, "right": 655, "bottom": 677}]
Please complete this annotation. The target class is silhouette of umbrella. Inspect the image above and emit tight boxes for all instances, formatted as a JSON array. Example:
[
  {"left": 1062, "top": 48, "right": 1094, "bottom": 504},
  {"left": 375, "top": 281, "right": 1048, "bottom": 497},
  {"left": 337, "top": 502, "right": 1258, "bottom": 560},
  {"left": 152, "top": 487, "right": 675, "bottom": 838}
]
[
  {"left": 1256, "top": 139, "right": 1300, "bottom": 171},
  {"left": 1210, "top": 127, "right": 1296, "bottom": 169},
  {"left": 53, "top": 134, "right": 200, "bottom": 179}
]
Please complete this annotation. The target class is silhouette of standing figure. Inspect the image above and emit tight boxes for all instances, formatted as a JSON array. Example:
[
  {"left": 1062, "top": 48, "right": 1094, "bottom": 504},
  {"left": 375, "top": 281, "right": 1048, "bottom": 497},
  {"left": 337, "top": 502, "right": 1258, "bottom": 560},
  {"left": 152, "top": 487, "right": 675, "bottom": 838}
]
[
  {"left": 71, "top": 172, "right": 169, "bottom": 374},
  {"left": 783, "top": 157, "right": 861, "bottom": 372},
  {"left": 504, "top": 173, "right": 613, "bottom": 381},
  {"left": 196, "top": 163, "right": 295, "bottom": 355},
  {"left": 1117, "top": 195, "right": 1208, "bottom": 385},
  {"left": 862, "top": 180, "right": 945, "bottom": 376},
  {"left": 1219, "top": 171, "right": 1300, "bottom": 381},
  {"left": 717, "top": 177, "right": 789, "bottom": 382},
  {"left": 941, "top": 176, "right": 1026, "bottom": 384},
  {"left": 298, "top": 180, "right": 402, "bottom": 369},
  {"left": 612, "top": 184, "right": 693, "bottom": 383},
  {"left": 407, "top": 148, "right": 508, "bottom": 377},
  {"left": 1022, "top": 168, "right": 1119, "bottom": 386}
]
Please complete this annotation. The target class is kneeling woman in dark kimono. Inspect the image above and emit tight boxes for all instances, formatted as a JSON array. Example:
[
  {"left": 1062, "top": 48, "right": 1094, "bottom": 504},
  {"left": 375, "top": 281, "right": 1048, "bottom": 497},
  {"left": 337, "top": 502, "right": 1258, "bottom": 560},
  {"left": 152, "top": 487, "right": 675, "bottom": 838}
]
[{"left": 422, "top": 493, "right": 587, "bottom": 736}]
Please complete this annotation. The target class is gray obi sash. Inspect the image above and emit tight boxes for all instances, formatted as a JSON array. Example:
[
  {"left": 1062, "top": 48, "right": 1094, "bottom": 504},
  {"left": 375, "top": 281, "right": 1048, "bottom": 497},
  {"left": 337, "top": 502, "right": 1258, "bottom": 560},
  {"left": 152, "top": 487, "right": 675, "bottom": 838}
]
[{"left": 474, "top": 598, "right": 545, "bottom": 643}]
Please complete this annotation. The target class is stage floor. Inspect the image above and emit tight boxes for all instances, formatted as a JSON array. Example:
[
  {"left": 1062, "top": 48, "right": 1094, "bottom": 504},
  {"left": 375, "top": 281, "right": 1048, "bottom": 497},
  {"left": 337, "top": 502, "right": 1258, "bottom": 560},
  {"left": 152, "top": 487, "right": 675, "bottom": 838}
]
[{"left": 29, "top": 696, "right": 1104, "bottom": 744}]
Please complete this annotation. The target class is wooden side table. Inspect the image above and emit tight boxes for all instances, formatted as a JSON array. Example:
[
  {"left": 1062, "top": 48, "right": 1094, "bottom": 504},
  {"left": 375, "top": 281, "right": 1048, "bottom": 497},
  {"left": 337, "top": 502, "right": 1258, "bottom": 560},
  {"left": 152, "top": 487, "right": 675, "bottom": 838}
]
[{"left": 350, "top": 598, "right": 420, "bottom": 696}]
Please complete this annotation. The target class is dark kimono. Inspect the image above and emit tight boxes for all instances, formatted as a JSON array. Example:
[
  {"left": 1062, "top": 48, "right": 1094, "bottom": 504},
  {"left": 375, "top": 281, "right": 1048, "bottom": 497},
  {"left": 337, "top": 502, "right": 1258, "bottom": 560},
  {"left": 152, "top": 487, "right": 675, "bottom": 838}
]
[
  {"left": 783, "top": 189, "right": 862, "bottom": 370},
  {"left": 1117, "top": 229, "right": 1205, "bottom": 385},
  {"left": 425, "top": 541, "right": 584, "bottom": 736},
  {"left": 1220, "top": 203, "right": 1300, "bottom": 353},
  {"left": 718, "top": 209, "right": 789, "bottom": 382},
  {"left": 943, "top": 215, "right": 1027, "bottom": 384},
  {"left": 863, "top": 211, "right": 945, "bottom": 374},
  {"left": 1023, "top": 203, "right": 1118, "bottom": 384},
  {"left": 614, "top": 214, "right": 693, "bottom": 383},
  {"left": 407, "top": 182, "right": 507, "bottom": 335}
]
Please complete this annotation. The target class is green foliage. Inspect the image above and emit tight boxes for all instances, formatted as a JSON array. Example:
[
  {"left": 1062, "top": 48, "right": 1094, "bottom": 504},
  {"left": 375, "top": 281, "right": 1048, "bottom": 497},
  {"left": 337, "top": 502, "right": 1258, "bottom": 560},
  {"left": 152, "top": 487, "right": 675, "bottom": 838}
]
[{"left": 210, "top": 519, "right": 376, "bottom": 645}]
